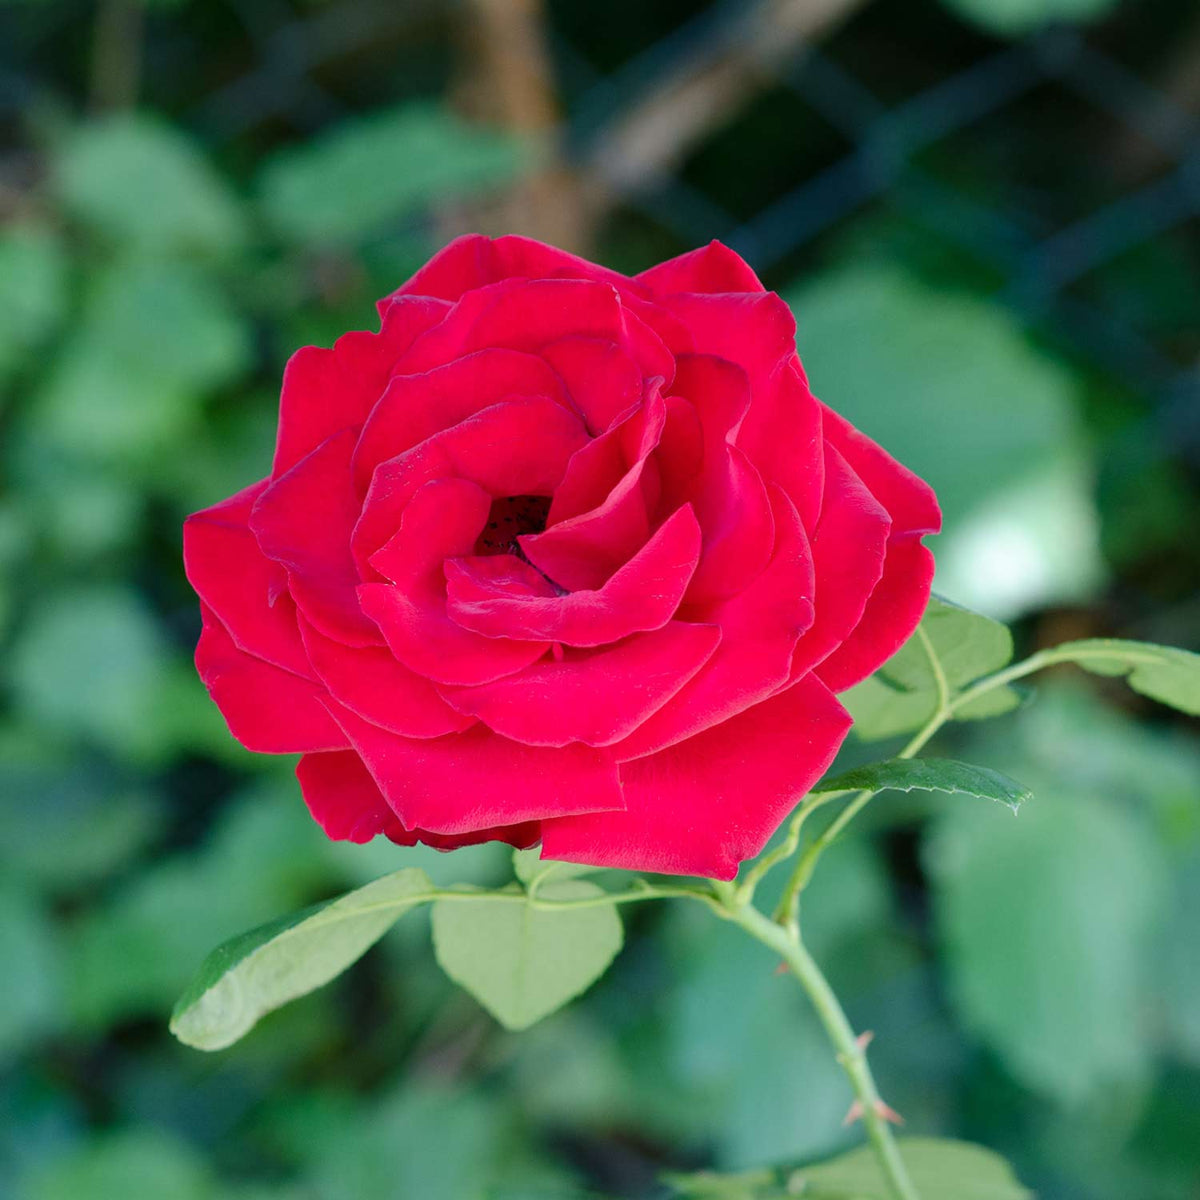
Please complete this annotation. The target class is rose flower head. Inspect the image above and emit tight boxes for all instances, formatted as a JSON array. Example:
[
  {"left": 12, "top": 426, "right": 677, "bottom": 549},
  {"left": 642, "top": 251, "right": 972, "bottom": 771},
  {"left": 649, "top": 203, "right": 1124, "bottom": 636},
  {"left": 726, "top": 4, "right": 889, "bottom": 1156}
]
[{"left": 184, "top": 237, "right": 940, "bottom": 880}]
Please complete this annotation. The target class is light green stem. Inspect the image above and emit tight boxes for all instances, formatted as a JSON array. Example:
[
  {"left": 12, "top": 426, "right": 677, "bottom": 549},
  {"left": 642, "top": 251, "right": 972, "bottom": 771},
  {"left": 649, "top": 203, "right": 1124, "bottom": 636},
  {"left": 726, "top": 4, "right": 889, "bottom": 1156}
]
[
  {"left": 773, "top": 627, "right": 951, "bottom": 927},
  {"left": 726, "top": 901, "right": 919, "bottom": 1200}
]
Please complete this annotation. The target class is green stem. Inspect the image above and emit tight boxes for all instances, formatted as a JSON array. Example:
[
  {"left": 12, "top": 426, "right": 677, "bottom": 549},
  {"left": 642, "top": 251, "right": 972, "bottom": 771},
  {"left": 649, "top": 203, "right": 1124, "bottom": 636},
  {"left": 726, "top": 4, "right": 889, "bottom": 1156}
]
[
  {"left": 774, "top": 628, "right": 951, "bottom": 926},
  {"left": 726, "top": 901, "right": 919, "bottom": 1200}
]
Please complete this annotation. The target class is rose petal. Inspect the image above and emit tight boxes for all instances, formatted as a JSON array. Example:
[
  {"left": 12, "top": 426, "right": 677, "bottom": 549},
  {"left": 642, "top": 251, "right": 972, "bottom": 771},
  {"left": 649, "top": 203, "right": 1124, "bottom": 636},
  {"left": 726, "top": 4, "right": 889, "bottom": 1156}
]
[
  {"left": 636, "top": 240, "right": 766, "bottom": 295},
  {"left": 439, "top": 621, "right": 722, "bottom": 747},
  {"left": 195, "top": 604, "right": 346, "bottom": 753},
  {"left": 252, "top": 429, "right": 382, "bottom": 646},
  {"left": 738, "top": 358, "right": 825, "bottom": 530},
  {"left": 788, "top": 445, "right": 892, "bottom": 682},
  {"left": 615, "top": 485, "right": 815, "bottom": 759},
  {"left": 659, "top": 355, "right": 775, "bottom": 602},
  {"left": 382, "top": 233, "right": 631, "bottom": 307},
  {"left": 521, "top": 389, "right": 666, "bottom": 591},
  {"left": 352, "top": 395, "right": 588, "bottom": 573},
  {"left": 273, "top": 296, "right": 450, "bottom": 477},
  {"left": 184, "top": 480, "right": 311, "bottom": 677},
  {"left": 297, "top": 749, "right": 541, "bottom": 849},
  {"left": 540, "top": 673, "right": 852, "bottom": 880},
  {"left": 324, "top": 704, "right": 625, "bottom": 835},
  {"left": 445, "top": 503, "right": 701, "bottom": 647},
  {"left": 816, "top": 539, "right": 936, "bottom": 693},
  {"left": 360, "top": 477, "right": 549, "bottom": 686},
  {"left": 297, "top": 749, "right": 412, "bottom": 843},
  {"left": 298, "top": 615, "right": 475, "bottom": 738},
  {"left": 539, "top": 337, "right": 644, "bottom": 435},
  {"left": 351, "top": 347, "right": 569, "bottom": 492}
]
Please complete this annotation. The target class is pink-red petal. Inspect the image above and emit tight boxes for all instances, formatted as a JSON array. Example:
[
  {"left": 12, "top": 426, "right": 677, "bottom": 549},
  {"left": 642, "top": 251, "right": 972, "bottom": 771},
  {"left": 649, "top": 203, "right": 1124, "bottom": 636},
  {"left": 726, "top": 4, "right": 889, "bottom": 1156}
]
[
  {"left": 360, "top": 477, "right": 549, "bottom": 686},
  {"left": 195, "top": 604, "right": 346, "bottom": 754},
  {"left": 445, "top": 503, "right": 701, "bottom": 647},
  {"left": 439, "top": 621, "right": 722, "bottom": 748},
  {"left": 615, "top": 485, "right": 815, "bottom": 760},
  {"left": 324, "top": 704, "right": 625, "bottom": 835},
  {"left": 351, "top": 347, "right": 569, "bottom": 492},
  {"left": 183, "top": 480, "right": 311, "bottom": 677},
  {"left": 298, "top": 616, "right": 475, "bottom": 738},
  {"left": 636, "top": 240, "right": 766, "bottom": 296},
  {"left": 540, "top": 673, "right": 851, "bottom": 880},
  {"left": 273, "top": 296, "right": 450, "bottom": 477}
]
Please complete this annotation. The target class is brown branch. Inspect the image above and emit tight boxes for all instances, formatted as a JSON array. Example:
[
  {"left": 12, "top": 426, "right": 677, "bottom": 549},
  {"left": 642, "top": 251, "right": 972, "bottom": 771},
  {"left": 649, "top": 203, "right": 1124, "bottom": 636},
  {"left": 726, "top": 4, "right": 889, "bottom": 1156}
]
[
  {"left": 582, "top": 0, "right": 866, "bottom": 202},
  {"left": 452, "top": 0, "right": 592, "bottom": 254}
]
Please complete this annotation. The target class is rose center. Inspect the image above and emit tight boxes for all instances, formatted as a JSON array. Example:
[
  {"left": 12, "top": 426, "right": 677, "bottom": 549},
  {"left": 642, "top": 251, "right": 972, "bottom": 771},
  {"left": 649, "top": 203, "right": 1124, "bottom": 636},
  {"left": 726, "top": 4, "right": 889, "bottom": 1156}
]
[{"left": 474, "top": 494, "right": 552, "bottom": 557}]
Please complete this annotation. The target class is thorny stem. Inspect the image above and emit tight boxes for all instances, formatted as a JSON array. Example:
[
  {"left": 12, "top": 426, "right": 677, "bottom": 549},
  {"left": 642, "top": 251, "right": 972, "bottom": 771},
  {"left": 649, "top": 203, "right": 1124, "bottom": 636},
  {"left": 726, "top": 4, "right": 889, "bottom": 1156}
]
[{"left": 722, "top": 899, "right": 920, "bottom": 1200}]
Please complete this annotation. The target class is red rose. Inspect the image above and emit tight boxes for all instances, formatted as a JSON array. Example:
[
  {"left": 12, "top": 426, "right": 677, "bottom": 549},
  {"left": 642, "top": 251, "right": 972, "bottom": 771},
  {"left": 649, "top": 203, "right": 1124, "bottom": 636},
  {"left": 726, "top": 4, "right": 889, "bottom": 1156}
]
[{"left": 184, "top": 236, "right": 939, "bottom": 879}]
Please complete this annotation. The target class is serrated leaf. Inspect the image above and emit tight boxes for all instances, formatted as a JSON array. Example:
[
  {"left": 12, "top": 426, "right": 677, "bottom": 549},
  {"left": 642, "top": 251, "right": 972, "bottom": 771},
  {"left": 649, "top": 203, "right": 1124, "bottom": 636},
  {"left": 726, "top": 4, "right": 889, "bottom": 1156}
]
[
  {"left": 666, "top": 1139, "right": 1031, "bottom": 1199},
  {"left": 171, "top": 867, "right": 433, "bottom": 1050},
  {"left": 844, "top": 595, "right": 1018, "bottom": 740},
  {"left": 257, "top": 103, "right": 523, "bottom": 245},
  {"left": 512, "top": 847, "right": 600, "bottom": 886},
  {"left": 1057, "top": 638, "right": 1200, "bottom": 716},
  {"left": 816, "top": 757, "right": 1031, "bottom": 812},
  {"left": 794, "top": 1137, "right": 1033, "bottom": 1199},
  {"left": 432, "top": 881, "right": 623, "bottom": 1031},
  {"left": 927, "top": 790, "right": 1165, "bottom": 1102}
]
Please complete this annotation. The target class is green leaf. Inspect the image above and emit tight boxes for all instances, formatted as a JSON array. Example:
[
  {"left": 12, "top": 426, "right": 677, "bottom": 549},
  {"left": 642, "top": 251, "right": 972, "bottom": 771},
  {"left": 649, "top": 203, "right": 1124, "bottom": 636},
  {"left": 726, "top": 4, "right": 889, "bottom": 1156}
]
[
  {"left": 22, "top": 1130, "right": 217, "bottom": 1200},
  {"left": 432, "top": 881, "right": 623, "bottom": 1031},
  {"left": 0, "top": 224, "right": 67, "bottom": 386},
  {"left": 816, "top": 757, "right": 1031, "bottom": 813},
  {"left": 171, "top": 867, "right": 433, "bottom": 1050},
  {"left": 0, "top": 884, "right": 62, "bottom": 1059},
  {"left": 512, "top": 848, "right": 599, "bottom": 886},
  {"left": 927, "top": 787, "right": 1166, "bottom": 1102},
  {"left": 26, "top": 258, "right": 250, "bottom": 469},
  {"left": 258, "top": 103, "right": 524, "bottom": 245},
  {"left": 55, "top": 114, "right": 245, "bottom": 253},
  {"left": 844, "top": 595, "right": 1019, "bottom": 740},
  {"left": 941, "top": 0, "right": 1118, "bottom": 36},
  {"left": 794, "top": 1137, "right": 1033, "bottom": 1199},
  {"left": 7, "top": 586, "right": 172, "bottom": 758},
  {"left": 1056, "top": 638, "right": 1200, "bottom": 716},
  {"left": 666, "top": 1139, "right": 1031, "bottom": 1199},
  {"left": 788, "top": 265, "right": 1101, "bottom": 615}
]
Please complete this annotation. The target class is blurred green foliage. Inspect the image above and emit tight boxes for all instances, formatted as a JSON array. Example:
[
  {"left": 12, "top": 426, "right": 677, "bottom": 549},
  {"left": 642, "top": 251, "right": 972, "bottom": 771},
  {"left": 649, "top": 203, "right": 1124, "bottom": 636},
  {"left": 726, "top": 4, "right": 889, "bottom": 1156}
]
[{"left": 2, "top": 0, "right": 1198, "bottom": 1197}]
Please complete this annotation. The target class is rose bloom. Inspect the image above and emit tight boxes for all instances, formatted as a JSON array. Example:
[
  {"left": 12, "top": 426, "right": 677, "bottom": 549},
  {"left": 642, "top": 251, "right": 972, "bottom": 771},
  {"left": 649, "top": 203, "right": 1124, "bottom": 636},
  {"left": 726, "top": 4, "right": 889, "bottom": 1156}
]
[{"left": 184, "top": 237, "right": 939, "bottom": 879}]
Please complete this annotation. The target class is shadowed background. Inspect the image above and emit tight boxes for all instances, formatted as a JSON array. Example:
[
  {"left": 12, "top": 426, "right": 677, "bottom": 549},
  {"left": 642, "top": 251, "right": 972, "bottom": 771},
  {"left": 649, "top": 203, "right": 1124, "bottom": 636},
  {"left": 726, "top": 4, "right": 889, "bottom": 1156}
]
[{"left": 1, "top": 0, "right": 1198, "bottom": 1197}]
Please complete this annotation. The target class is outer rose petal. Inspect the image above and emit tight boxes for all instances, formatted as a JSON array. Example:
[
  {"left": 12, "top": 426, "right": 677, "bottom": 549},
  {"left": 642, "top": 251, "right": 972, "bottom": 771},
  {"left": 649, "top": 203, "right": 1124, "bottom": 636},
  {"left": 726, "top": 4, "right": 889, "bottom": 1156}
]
[
  {"left": 383, "top": 233, "right": 631, "bottom": 307},
  {"left": 803, "top": 406, "right": 940, "bottom": 690},
  {"left": 297, "top": 750, "right": 540, "bottom": 849},
  {"left": 788, "top": 445, "right": 892, "bottom": 683},
  {"left": 297, "top": 749, "right": 411, "bottom": 843},
  {"left": 298, "top": 616, "right": 475, "bottom": 738},
  {"left": 325, "top": 704, "right": 625, "bottom": 835},
  {"left": 252, "top": 429, "right": 381, "bottom": 646},
  {"left": 195, "top": 605, "right": 346, "bottom": 754},
  {"left": 815, "top": 539, "right": 936, "bottom": 692},
  {"left": 540, "top": 674, "right": 851, "bottom": 880},
  {"left": 438, "top": 621, "right": 722, "bottom": 748},
  {"left": 636, "top": 240, "right": 766, "bottom": 295},
  {"left": 273, "top": 295, "right": 450, "bottom": 477},
  {"left": 183, "top": 480, "right": 311, "bottom": 677}
]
